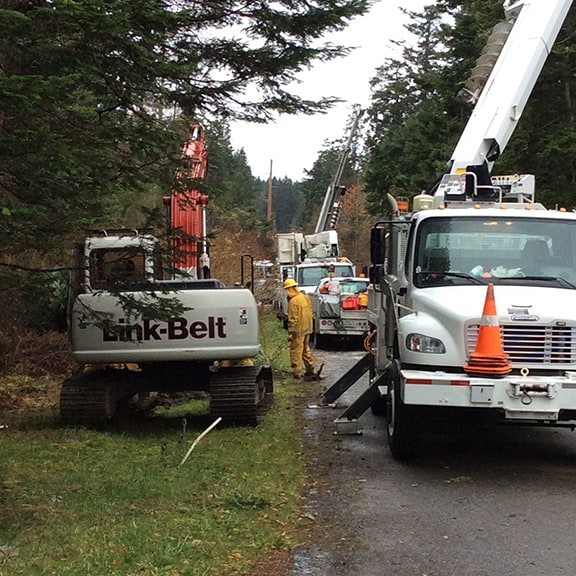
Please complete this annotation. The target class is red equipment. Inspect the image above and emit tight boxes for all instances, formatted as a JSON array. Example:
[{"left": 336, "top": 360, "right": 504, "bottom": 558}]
[{"left": 164, "top": 124, "right": 210, "bottom": 278}]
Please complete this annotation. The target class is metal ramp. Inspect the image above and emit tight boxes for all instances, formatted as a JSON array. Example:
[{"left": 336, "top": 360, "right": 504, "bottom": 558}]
[{"left": 319, "top": 353, "right": 386, "bottom": 434}]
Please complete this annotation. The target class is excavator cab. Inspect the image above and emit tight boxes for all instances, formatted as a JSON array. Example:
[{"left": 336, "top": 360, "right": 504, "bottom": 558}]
[{"left": 90, "top": 248, "right": 147, "bottom": 289}]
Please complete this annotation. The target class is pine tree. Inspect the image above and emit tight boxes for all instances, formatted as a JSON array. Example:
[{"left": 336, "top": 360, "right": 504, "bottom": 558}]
[
  {"left": 0, "top": 0, "right": 370, "bottom": 253},
  {"left": 364, "top": 3, "right": 467, "bottom": 215},
  {"left": 271, "top": 177, "right": 303, "bottom": 233}
]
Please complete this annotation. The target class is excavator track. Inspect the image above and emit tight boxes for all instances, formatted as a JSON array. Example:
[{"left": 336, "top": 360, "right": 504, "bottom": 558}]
[
  {"left": 60, "top": 369, "right": 138, "bottom": 426},
  {"left": 209, "top": 365, "right": 274, "bottom": 426}
]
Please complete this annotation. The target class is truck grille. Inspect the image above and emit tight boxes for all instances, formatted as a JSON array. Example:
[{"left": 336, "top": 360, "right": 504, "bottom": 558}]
[{"left": 466, "top": 323, "right": 576, "bottom": 365}]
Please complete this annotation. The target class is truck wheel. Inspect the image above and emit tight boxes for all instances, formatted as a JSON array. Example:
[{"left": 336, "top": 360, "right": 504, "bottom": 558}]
[
  {"left": 370, "top": 389, "right": 387, "bottom": 416},
  {"left": 310, "top": 323, "right": 319, "bottom": 349},
  {"left": 310, "top": 330, "right": 326, "bottom": 350},
  {"left": 386, "top": 360, "right": 420, "bottom": 460}
]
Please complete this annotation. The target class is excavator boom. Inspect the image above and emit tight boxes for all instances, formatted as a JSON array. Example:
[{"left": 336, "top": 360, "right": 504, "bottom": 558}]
[{"left": 165, "top": 124, "right": 210, "bottom": 278}]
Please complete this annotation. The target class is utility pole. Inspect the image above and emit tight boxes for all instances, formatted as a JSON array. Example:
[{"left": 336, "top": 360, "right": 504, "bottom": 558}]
[{"left": 267, "top": 159, "right": 273, "bottom": 223}]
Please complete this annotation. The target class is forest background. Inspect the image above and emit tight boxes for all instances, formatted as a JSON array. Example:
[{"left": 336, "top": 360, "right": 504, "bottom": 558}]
[{"left": 2, "top": 0, "right": 576, "bottom": 375}]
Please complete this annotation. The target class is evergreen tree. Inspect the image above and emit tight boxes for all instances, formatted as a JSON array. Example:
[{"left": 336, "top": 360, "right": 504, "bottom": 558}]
[
  {"left": 271, "top": 177, "right": 303, "bottom": 232},
  {"left": 300, "top": 146, "right": 341, "bottom": 230},
  {"left": 203, "top": 120, "right": 259, "bottom": 212},
  {"left": 364, "top": 2, "right": 468, "bottom": 215},
  {"left": 0, "top": 0, "right": 370, "bottom": 254}
]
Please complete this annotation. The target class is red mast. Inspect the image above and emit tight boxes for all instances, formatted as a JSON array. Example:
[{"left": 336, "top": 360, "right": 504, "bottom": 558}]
[{"left": 164, "top": 124, "right": 210, "bottom": 278}]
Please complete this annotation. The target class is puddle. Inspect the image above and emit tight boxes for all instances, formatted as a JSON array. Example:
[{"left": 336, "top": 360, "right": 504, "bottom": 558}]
[{"left": 290, "top": 546, "right": 335, "bottom": 575}]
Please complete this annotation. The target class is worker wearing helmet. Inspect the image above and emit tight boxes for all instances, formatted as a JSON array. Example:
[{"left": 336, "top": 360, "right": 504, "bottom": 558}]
[{"left": 283, "top": 278, "right": 321, "bottom": 380}]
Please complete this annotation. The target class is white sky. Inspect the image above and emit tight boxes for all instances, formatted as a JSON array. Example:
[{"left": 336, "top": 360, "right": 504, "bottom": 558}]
[{"left": 230, "top": 0, "right": 428, "bottom": 181}]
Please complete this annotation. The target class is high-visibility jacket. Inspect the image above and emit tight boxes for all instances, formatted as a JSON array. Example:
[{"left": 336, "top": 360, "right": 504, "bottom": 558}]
[{"left": 287, "top": 290, "right": 313, "bottom": 335}]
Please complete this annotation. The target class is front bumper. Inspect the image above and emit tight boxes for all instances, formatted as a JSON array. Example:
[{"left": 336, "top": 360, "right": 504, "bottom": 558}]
[{"left": 399, "top": 369, "right": 576, "bottom": 421}]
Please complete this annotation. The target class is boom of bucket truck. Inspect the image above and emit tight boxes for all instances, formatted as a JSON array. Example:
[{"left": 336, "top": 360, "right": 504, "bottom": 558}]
[
  {"left": 272, "top": 113, "right": 362, "bottom": 324},
  {"left": 322, "top": 0, "right": 576, "bottom": 454},
  {"left": 314, "top": 108, "right": 363, "bottom": 235},
  {"left": 61, "top": 125, "right": 273, "bottom": 427}
]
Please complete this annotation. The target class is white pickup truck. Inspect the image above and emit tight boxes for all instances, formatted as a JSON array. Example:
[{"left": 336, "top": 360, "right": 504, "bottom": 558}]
[
  {"left": 272, "top": 257, "right": 356, "bottom": 328},
  {"left": 308, "top": 276, "right": 370, "bottom": 348}
]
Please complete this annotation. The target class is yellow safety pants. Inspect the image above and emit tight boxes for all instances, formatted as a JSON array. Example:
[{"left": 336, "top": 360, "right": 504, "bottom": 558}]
[{"left": 290, "top": 333, "right": 315, "bottom": 377}]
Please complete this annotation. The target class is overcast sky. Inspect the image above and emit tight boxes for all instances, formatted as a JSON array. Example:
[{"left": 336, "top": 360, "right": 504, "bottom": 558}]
[{"left": 229, "top": 0, "right": 428, "bottom": 181}]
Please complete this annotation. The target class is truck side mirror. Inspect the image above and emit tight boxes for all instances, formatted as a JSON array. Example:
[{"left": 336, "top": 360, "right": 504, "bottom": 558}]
[
  {"left": 370, "top": 226, "right": 387, "bottom": 265},
  {"left": 369, "top": 265, "right": 382, "bottom": 285}
]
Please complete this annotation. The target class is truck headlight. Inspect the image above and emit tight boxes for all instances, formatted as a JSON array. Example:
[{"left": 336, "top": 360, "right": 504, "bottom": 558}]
[{"left": 406, "top": 333, "right": 446, "bottom": 354}]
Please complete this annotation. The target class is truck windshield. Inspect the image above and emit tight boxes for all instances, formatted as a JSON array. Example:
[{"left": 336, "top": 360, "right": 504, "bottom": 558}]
[
  {"left": 339, "top": 280, "right": 369, "bottom": 294},
  {"left": 298, "top": 265, "right": 355, "bottom": 287},
  {"left": 413, "top": 216, "right": 576, "bottom": 288}
]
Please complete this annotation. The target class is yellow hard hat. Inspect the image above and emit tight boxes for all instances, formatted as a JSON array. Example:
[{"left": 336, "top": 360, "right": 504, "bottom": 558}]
[{"left": 283, "top": 278, "right": 298, "bottom": 289}]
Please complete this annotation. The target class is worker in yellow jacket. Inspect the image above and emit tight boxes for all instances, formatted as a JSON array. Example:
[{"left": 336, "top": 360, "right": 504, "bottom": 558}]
[{"left": 283, "top": 278, "right": 323, "bottom": 380}]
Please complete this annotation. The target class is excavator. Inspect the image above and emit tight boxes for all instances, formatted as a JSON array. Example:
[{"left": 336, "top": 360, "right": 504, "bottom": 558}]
[{"left": 61, "top": 124, "right": 273, "bottom": 426}]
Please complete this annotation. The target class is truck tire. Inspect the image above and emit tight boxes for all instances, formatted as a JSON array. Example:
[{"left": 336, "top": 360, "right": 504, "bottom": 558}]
[
  {"left": 370, "top": 389, "right": 387, "bottom": 416},
  {"left": 310, "top": 322, "right": 321, "bottom": 349},
  {"left": 369, "top": 353, "right": 387, "bottom": 416},
  {"left": 386, "top": 360, "right": 420, "bottom": 461}
]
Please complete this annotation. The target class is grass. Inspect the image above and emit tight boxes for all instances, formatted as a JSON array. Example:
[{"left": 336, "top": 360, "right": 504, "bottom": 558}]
[{"left": 0, "top": 312, "right": 305, "bottom": 576}]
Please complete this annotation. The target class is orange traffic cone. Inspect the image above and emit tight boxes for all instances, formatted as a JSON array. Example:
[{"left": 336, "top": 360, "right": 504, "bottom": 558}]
[{"left": 464, "top": 283, "right": 512, "bottom": 375}]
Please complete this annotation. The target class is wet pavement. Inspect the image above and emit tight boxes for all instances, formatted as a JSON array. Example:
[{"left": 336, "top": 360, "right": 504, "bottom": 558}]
[{"left": 292, "top": 346, "right": 576, "bottom": 576}]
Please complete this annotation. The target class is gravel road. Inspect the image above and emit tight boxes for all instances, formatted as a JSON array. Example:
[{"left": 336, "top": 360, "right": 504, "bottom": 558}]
[{"left": 291, "top": 346, "right": 576, "bottom": 576}]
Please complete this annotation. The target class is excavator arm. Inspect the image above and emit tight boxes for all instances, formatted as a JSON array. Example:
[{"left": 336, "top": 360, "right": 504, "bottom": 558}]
[{"left": 164, "top": 124, "right": 210, "bottom": 278}]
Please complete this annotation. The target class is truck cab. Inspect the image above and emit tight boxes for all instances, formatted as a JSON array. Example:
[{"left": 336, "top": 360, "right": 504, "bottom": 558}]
[
  {"left": 294, "top": 258, "right": 356, "bottom": 295},
  {"left": 273, "top": 257, "right": 356, "bottom": 327},
  {"left": 368, "top": 180, "right": 576, "bottom": 459},
  {"left": 372, "top": 199, "right": 576, "bottom": 369}
]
